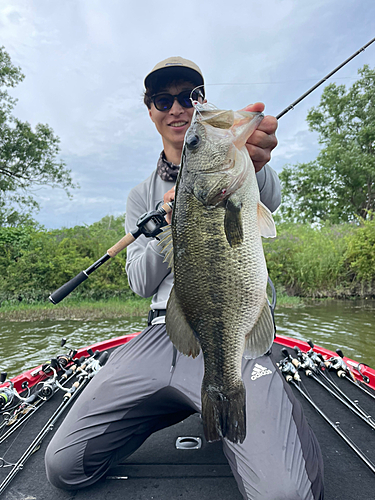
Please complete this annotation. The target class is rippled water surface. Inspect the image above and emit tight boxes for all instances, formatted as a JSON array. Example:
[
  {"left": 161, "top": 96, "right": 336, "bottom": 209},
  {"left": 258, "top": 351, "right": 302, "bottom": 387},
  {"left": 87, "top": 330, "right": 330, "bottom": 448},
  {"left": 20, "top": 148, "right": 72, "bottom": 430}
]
[
  {"left": 275, "top": 300, "right": 375, "bottom": 367},
  {"left": 0, "top": 317, "right": 148, "bottom": 376},
  {"left": 1, "top": 300, "right": 374, "bottom": 376}
]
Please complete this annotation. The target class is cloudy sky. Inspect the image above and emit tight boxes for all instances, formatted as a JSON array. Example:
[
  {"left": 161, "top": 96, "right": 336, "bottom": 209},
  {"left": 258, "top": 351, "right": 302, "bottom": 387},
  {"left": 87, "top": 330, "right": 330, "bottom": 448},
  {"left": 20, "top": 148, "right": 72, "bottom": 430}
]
[{"left": 1, "top": 0, "right": 375, "bottom": 229}]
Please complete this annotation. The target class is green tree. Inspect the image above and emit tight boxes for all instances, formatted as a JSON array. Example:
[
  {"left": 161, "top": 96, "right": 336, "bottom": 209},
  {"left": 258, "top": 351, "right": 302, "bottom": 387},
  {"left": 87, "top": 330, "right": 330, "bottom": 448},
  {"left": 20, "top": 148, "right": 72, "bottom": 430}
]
[
  {"left": 0, "top": 46, "right": 76, "bottom": 226},
  {"left": 280, "top": 65, "right": 375, "bottom": 224},
  {"left": 0, "top": 214, "right": 132, "bottom": 304}
]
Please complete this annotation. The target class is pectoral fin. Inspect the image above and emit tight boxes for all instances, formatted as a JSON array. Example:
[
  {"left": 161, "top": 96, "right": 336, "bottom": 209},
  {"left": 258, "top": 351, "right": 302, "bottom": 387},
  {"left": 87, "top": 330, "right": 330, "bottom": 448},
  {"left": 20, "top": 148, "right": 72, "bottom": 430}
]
[
  {"left": 166, "top": 287, "right": 201, "bottom": 358},
  {"left": 224, "top": 196, "right": 243, "bottom": 247},
  {"left": 257, "top": 202, "right": 277, "bottom": 238},
  {"left": 157, "top": 224, "right": 174, "bottom": 269},
  {"left": 244, "top": 299, "right": 275, "bottom": 359}
]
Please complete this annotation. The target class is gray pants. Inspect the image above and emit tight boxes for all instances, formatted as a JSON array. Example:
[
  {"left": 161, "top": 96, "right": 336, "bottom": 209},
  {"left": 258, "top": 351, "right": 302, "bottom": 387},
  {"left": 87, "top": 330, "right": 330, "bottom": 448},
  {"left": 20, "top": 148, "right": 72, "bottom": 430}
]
[{"left": 45, "top": 325, "right": 324, "bottom": 499}]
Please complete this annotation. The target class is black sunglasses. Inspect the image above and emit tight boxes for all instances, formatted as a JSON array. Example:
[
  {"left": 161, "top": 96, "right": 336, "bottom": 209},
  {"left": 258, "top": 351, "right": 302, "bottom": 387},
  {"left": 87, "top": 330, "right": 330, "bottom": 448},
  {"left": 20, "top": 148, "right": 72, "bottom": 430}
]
[{"left": 151, "top": 89, "right": 202, "bottom": 111}]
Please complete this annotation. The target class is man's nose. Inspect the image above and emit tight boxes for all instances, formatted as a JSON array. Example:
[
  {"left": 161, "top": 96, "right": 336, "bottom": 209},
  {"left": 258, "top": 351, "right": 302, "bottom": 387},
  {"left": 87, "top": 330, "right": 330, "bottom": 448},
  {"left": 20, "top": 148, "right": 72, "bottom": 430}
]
[{"left": 169, "top": 98, "right": 184, "bottom": 113}]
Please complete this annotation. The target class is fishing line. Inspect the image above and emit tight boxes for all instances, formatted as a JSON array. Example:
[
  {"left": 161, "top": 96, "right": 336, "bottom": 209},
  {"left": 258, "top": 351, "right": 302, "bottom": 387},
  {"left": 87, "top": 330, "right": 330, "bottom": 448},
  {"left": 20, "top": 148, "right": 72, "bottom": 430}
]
[{"left": 47, "top": 38, "right": 375, "bottom": 305}]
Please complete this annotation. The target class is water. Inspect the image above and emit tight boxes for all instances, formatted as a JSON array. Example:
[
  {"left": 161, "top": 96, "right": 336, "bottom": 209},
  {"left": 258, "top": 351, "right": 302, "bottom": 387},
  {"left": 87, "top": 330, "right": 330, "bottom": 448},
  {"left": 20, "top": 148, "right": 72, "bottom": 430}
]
[
  {"left": 0, "top": 318, "right": 148, "bottom": 376},
  {"left": 1, "top": 300, "right": 375, "bottom": 377},
  {"left": 275, "top": 299, "right": 375, "bottom": 367}
]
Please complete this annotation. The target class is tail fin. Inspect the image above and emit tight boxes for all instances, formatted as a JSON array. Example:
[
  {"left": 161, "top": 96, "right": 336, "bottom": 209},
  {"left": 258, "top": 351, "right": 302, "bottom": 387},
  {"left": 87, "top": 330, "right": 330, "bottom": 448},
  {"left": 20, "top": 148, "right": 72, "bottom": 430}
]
[{"left": 201, "top": 382, "right": 246, "bottom": 444}]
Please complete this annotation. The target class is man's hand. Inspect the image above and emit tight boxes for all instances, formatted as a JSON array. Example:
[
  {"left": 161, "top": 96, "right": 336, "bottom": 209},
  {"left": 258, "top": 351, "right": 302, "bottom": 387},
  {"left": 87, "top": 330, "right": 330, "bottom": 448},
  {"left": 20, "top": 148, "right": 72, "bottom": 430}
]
[
  {"left": 243, "top": 103, "right": 278, "bottom": 172},
  {"left": 163, "top": 186, "right": 175, "bottom": 224}
]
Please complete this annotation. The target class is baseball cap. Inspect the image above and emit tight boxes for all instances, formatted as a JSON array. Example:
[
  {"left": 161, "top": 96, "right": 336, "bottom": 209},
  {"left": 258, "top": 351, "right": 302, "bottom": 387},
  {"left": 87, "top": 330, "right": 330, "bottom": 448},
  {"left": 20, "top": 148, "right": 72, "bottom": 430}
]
[{"left": 144, "top": 56, "right": 204, "bottom": 94}]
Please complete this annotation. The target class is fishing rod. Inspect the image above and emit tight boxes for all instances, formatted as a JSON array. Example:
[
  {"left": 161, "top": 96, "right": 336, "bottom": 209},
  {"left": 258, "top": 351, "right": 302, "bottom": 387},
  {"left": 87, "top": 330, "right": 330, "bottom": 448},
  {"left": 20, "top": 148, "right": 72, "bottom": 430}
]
[
  {"left": 0, "top": 350, "right": 109, "bottom": 496},
  {"left": 284, "top": 347, "right": 375, "bottom": 430},
  {"left": 278, "top": 352, "right": 375, "bottom": 475},
  {"left": 303, "top": 341, "right": 375, "bottom": 402},
  {"left": 283, "top": 374, "right": 375, "bottom": 474},
  {"left": 296, "top": 346, "right": 375, "bottom": 427},
  {"left": 0, "top": 338, "right": 77, "bottom": 414},
  {"left": 48, "top": 38, "right": 375, "bottom": 305},
  {"left": 0, "top": 365, "right": 79, "bottom": 445},
  {"left": 325, "top": 349, "right": 375, "bottom": 400},
  {"left": 0, "top": 339, "right": 81, "bottom": 444},
  {"left": 276, "top": 36, "right": 375, "bottom": 119},
  {"left": 49, "top": 201, "right": 173, "bottom": 304}
]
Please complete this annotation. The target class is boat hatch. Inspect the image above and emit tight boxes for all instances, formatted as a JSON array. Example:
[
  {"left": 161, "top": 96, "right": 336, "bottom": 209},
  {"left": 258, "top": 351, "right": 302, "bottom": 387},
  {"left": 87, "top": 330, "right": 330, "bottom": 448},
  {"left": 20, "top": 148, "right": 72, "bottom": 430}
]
[{"left": 175, "top": 436, "right": 202, "bottom": 450}]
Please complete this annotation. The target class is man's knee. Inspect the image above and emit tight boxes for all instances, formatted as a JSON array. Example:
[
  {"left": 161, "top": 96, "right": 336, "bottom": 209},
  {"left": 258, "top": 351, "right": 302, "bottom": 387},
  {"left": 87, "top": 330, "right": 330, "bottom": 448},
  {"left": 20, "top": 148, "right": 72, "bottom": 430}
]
[{"left": 45, "top": 439, "right": 90, "bottom": 490}]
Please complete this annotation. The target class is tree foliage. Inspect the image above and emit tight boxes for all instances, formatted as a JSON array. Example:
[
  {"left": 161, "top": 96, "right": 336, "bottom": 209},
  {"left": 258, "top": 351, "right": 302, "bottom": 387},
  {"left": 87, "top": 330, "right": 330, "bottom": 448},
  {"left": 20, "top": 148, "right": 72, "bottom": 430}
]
[
  {"left": 1, "top": 214, "right": 374, "bottom": 304},
  {"left": 0, "top": 46, "right": 76, "bottom": 226},
  {"left": 0, "top": 214, "right": 133, "bottom": 304},
  {"left": 280, "top": 65, "right": 375, "bottom": 223}
]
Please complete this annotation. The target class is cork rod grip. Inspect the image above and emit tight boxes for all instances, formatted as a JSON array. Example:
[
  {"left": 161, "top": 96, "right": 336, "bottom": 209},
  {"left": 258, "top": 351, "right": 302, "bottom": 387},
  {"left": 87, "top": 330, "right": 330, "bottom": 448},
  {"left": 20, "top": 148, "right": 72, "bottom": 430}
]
[{"left": 107, "top": 233, "right": 136, "bottom": 257}]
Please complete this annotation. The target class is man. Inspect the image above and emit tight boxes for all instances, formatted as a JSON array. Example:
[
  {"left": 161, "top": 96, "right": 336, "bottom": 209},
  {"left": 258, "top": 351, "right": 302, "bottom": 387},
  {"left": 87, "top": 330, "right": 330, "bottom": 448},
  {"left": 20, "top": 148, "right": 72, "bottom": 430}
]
[{"left": 45, "top": 57, "right": 324, "bottom": 499}]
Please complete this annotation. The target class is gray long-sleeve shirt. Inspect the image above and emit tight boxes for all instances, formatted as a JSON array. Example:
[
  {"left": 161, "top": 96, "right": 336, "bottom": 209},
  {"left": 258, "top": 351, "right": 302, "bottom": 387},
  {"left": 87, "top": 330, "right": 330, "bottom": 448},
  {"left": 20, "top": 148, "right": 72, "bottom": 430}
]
[{"left": 125, "top": 164, "right": 281, "bottom": 311}]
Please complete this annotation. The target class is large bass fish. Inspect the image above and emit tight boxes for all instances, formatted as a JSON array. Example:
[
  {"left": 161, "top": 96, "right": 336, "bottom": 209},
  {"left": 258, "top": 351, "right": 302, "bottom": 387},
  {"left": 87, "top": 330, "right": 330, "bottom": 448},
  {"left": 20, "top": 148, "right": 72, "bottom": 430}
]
[{"left": 159, "top": 105, "right": 276, "bottom": 444}]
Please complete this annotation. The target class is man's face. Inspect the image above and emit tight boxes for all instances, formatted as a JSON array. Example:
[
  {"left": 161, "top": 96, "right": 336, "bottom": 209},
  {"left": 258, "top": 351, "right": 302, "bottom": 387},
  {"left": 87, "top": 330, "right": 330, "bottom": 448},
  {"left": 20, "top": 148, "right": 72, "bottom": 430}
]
[{"left": 148, "top": 83, "right": 197, "bottom": 153}]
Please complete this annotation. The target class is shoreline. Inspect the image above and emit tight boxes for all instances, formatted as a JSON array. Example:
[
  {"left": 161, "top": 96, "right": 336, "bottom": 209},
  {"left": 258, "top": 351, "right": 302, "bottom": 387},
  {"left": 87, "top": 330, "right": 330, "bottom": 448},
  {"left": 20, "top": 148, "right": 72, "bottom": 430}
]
[
  {"left": 0, "top": 297, "right": 153, "bottom": 322},
  {"left": 1, "top": 294, "right": 305, "bottom": 322},
  {"left": 0, "top": 294, "right": 373, "bottom": 322}
]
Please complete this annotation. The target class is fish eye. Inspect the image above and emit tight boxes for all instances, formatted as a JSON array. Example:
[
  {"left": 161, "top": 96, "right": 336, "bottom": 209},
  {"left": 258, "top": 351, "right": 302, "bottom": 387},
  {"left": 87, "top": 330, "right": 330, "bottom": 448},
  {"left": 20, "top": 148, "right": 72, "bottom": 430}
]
[{"left": 186, "top": 133, "right": 201, "bottom": 150}]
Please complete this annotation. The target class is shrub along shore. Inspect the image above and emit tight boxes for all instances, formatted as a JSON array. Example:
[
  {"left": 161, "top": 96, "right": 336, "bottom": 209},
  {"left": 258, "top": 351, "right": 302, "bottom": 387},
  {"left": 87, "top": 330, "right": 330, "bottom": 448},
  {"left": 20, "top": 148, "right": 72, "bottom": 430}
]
[{"left": 1, "top": 215, "right": 374, "bottom": 321}]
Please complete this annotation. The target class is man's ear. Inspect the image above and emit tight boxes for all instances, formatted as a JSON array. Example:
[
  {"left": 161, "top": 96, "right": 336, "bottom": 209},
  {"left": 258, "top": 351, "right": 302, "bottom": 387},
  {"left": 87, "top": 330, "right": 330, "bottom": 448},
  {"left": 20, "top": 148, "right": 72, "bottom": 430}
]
[{"left": 148, "top": 108, "right": 154, "bottom": 122}]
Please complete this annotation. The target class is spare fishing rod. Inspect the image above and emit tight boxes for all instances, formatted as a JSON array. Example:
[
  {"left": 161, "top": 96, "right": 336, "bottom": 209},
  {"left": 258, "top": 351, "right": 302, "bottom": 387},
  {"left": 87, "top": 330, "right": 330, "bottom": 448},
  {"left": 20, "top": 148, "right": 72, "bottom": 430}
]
[
  {"left": 0, "top": 339, "right": 80, "bottom": 444},
  {"left": 300, "top": 346, "right": 375, "bottom": 427},
  {"left": 278, "top": 351, "right": 375, "bottom": 475},
  {"left": 285, "top": 347, "right": 375, "bottom": 430},
  {"left": 0, "top": 338, "right": 78, "bottom": 415},
  {"left": 49, "top": 201, "right": 173, "bottom": 304},
  {"left": 325, "top": 348, "right": 375, "bottom": 401},
  {"left": 304, "top": 341, "right": 375, "bottom": 404},
  {"left": 276, "top": 36, "right": 375, "bottom": 119},
  {"left": 0, "top": 350, "right": 109, "bottom": 496},
  {"left": 0, "top": 366, "right": 79, "bottom": 445}
]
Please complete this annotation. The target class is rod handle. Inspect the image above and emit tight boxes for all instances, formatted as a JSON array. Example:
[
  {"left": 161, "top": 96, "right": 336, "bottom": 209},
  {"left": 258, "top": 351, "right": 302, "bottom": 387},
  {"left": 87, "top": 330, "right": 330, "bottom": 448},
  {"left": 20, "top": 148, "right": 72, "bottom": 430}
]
[
  {"left": 107, "top": 232, "right": 136, "bottom": 258},
  {"left": 49, "top": 271, "right": 88, "bottom": 305}
]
